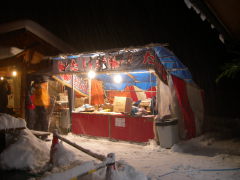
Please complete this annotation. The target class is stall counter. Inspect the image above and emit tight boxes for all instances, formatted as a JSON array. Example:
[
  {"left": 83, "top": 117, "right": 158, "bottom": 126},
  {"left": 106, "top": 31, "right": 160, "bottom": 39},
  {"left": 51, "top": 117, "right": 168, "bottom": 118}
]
[{"left": 72, "top": 112, "right": 155, "bottom": 143}]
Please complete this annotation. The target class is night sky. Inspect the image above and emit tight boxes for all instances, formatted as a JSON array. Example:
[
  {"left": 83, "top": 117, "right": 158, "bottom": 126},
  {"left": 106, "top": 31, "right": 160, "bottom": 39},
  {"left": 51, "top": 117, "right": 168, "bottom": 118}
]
[
  {"left": 0, "top": 1, "right": 222, "bottom": 51},
  {"left": 0, "top": 0, "right": 239, "bottom": 117}
]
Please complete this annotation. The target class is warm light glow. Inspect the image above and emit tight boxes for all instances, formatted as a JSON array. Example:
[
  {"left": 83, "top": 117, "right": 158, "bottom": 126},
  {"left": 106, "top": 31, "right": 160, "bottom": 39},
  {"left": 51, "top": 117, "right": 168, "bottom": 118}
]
[
  {"left": 88, "top": 70, "right": 96, "bottom": 79},
  {"left": 113, "top": 74, "right": 122, "bottom": 83},
  {"left": 0, "top": 77, "right": 4, "bottom": 80},
  {"left": 12, "top": 71, "right": 17, "bottom": 76}
]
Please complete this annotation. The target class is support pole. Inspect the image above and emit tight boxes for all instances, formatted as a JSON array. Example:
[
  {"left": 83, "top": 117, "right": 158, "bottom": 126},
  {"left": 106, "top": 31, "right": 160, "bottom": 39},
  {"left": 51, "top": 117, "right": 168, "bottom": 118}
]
[
  {"left": 53, "top": 131, "right": 106, "bottom": 161},
  {"left": 88, "top": 78, "right": 91, "bottom": 105}
]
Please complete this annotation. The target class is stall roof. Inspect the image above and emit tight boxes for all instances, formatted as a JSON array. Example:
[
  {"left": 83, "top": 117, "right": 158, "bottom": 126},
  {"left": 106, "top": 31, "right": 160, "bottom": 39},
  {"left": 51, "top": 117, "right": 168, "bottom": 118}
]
[{"left": 51, "top": 44, "right": 193, "bottom": 82}]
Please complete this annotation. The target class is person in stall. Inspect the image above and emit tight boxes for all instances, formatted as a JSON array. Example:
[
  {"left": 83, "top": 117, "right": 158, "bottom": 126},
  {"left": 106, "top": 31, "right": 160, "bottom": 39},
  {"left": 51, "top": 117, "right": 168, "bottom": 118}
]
[
  {"left": 0, "top": 79, "right": 11, "bottom": 114},
  {"left": 25, "top": 82, "right": 36, "bottom": 129},
  {"left": 150, "top": 96, "right": 158, "bottom": 115},
  {"left": 32, "top": 78, "right": 50, "bottom": 132}
]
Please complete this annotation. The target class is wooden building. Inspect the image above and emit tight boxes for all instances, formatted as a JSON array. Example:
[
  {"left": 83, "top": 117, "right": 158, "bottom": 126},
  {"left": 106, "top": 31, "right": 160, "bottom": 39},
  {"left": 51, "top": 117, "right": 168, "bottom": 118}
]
[{"left": 0, "top": 19, "right": 74, "bottom": 117}]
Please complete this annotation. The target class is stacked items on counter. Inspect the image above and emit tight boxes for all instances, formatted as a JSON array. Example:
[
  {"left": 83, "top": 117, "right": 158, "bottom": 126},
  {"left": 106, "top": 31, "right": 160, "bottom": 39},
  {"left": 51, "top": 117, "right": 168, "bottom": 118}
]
[{"left": 73, "top": 96, "right": 156, "bottom": 117}]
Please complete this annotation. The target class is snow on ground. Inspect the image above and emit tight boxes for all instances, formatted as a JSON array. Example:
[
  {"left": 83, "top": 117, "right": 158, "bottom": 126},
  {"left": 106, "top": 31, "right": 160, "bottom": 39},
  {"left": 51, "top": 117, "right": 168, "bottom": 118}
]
[
  {"left": 42, "top": 138, "right": 148, "bottom": 180},
  {"left": 45, "top": 134, "right": 240, "bottom": 179},
  {"left": 1, "top": 117, "right": 240, "bottom": 180},
  {"left": 43, "top": 133, "right": 240, "bottom": 180}
]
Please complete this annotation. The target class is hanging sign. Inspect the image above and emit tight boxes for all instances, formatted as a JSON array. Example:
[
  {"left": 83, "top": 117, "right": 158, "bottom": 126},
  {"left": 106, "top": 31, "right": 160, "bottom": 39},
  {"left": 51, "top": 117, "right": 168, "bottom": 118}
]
[{"left": 52, "top": 48, "right": 168, "bottom": 84}]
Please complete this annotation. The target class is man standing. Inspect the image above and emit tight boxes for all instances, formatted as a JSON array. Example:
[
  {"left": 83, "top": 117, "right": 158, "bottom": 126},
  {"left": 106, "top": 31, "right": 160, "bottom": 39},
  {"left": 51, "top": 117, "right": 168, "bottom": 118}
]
[{"left": 32, "top": 78, "right": 50, "bottom": 131}]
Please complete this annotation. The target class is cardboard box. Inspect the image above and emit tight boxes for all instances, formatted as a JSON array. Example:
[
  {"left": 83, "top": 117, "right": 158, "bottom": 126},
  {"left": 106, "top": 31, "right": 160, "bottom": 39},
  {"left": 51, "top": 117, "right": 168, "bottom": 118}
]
[
  {"left": 58, "top": 93, "right": 68, "bottom": 102},
  {"left": 74, "top": 97, "right": 85, "bottom": 108},
  {"left": 113, "top": 97, "right": 133, "bottom": 113}
]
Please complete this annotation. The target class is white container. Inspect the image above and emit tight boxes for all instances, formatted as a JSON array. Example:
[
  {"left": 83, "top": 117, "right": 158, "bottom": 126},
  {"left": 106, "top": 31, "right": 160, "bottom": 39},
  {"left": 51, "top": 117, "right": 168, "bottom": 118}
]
[{"left": 156, "top": 119, "right": 179, "bottom": 148}]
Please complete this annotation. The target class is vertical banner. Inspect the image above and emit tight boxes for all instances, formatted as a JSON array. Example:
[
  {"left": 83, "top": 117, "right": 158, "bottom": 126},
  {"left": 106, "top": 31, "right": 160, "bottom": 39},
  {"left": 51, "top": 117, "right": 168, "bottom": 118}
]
[{"left": 53, "top": 74, "right": 88, "bottom": 96}]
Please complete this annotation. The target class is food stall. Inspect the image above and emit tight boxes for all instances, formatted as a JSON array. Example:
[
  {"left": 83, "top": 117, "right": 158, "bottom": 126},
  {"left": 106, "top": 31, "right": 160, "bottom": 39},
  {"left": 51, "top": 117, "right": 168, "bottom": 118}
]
[{"left": 47, "top": 45, "right": 204, "bottom": 142}]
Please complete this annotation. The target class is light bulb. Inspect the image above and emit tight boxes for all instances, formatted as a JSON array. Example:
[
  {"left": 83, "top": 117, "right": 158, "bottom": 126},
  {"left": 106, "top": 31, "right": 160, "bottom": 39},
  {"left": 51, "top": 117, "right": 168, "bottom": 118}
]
[
  {"left": 88, "top": 70, "right": 96, "bottom": 79},
  {"left": 12, "top": 71, "right": 17, "bottom": 76},
  {"left": 113, "top": 74, "right": 122, "bottom": 83}
]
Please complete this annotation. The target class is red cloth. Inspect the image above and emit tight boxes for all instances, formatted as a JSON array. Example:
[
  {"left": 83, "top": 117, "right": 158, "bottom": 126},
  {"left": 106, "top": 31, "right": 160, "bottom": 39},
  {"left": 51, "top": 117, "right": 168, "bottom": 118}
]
[
  {"left": 145, "top": 86, "right": 156, "bottom": 99},
  {"left": 91, "top": 79, "right": 104, "bottom": 105},
  {"left": 27, "top": 95, "right": 35, "bottom": 110},
  {"left": 126, "top": 86, "right": 138, "bottom": 102},
  {"left": 171, "top": 75, "right": 196, "bottom": 139}
]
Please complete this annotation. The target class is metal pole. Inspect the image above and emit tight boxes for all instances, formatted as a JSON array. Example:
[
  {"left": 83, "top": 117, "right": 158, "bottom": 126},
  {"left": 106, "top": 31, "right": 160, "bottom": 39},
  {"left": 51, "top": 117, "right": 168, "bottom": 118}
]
[
  {"left": 71, "top": 74, "right": 75, "bottom": 111},
  {"left": 53, "top": 131, "right": 106, "bottom": 161},
  {"left": 88, "top": 78, "right": 91, "bottom": 105}
]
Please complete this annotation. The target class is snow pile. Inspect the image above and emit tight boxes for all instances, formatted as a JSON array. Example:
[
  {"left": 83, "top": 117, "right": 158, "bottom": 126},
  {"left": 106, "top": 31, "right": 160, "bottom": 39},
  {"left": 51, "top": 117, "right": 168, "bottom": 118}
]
[
  {"left": 0, "top": 129, "right": 50, "bottom": 171},
  {"left": 109, "top": 160, "right": 148, "bottom": 180},
  {"left": 0, "top": 113, "right": 26, "bottom": 130},
  {"left": 51, "top": 141, "right": 82, "bottom": 167}
]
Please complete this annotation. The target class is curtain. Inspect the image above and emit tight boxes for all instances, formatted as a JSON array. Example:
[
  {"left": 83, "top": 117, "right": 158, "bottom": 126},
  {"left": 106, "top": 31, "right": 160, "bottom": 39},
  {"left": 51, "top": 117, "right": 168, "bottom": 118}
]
[
  {"left": 171, "top": 75, "right": 196, "bottom": 139},
  {"left": 91, "top": 79, "right": 104, "bottom": 105}
]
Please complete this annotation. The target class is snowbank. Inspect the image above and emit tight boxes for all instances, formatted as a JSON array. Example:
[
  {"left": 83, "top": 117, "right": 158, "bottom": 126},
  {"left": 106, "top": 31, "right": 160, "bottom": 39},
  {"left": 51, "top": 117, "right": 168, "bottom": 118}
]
[
  {"left": 0, "top": 113, "right": 26, "bottom": 130},
  {"left": 0, "top": 129, "right": 49, "bottom": 171},
  {"left": 0, "top": 120, "right": 148, "bottom": 180},
  {"left": 51, "top": 141, "right": 82, "bottom": 167}
]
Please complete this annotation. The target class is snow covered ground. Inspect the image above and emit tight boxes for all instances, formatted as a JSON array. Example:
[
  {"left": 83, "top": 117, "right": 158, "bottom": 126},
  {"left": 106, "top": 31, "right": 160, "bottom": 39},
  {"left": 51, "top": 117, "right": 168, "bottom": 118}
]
[
  {"left": 1, "top": 131, "right": 240, "bottom": 179},
  {"left": 42, "top": 133, "right": 240, "bottom": 180},
  {"left": 1, "top": 112, "right": 240, "bottom": 180}
]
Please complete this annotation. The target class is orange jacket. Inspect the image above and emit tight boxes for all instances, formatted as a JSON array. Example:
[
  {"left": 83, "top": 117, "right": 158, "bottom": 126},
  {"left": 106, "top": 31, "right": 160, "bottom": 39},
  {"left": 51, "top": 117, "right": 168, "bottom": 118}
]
[{"left": 33, "top": 82, "right": 50, "bottom": 107}]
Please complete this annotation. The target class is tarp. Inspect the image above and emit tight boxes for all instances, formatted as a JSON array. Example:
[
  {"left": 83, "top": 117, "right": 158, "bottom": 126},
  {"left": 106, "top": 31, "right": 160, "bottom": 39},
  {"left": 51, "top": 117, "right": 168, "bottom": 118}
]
[
  {"left": 171, "top": 75, "right": 196, "bottom": 139},
  {"left": 106, "top": 85, "right": 156, "bottom": 103},
  {"left": 153, "top": 46, "right": 193, "bottom": 82},
  {"left": 95, "top": 71, "right": 156, "bottom": 90}
]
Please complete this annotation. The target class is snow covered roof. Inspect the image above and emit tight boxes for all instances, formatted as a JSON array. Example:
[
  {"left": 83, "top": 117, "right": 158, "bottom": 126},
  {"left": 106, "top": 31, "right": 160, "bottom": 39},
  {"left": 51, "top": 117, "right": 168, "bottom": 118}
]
[
  {"left": 0, "top": 46, "right": 24, "bottom": 60},
  {"left": 0, "top": 19, "right": 74, "bottom": 55},
  {"left": 184, "top": 0, "right": 240, "bottom": 44}
]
